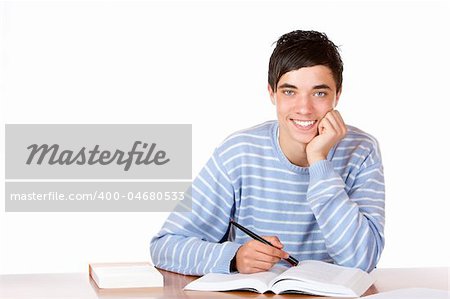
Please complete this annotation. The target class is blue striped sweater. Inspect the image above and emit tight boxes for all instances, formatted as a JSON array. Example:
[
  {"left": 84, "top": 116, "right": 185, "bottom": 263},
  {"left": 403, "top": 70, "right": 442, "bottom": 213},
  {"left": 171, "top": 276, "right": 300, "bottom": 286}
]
[{"left": 150, "top": 120, "right": 385, "bottom": 274}]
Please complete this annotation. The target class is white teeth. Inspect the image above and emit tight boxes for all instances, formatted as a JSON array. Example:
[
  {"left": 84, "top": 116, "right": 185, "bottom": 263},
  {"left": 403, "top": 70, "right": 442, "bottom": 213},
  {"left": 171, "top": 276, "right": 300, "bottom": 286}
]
[{"left": 293, "top": 120, "right": 315, "bottom": 127}]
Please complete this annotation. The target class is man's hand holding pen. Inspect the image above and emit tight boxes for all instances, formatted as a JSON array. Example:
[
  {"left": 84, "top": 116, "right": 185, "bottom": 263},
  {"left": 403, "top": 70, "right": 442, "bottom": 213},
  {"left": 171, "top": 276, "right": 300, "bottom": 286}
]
[
  {"left": 235, "top": 236, "right": 289, "bottom": 274},
  {"left": 230, "top": 220, "right": 299, "bottom": 274}
]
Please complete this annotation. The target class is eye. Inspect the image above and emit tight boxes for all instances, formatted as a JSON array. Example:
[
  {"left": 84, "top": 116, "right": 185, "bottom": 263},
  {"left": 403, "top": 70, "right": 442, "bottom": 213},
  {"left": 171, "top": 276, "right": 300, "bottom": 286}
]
[
  {"left": 314, "top": 91, "right": 327, "bottom": 97},
  {"left": 282, "top": 90, "right": 295, "bottom": 96}
]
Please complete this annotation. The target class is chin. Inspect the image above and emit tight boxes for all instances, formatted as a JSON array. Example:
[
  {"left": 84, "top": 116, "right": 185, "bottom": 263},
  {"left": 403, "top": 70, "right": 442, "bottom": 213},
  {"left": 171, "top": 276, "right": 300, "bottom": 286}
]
[
  {"left": 291, "top": 131, "right": 317, "bottom": 145},
  {"left": 299, "top": 136, "right": 316, "bottom": 144}
]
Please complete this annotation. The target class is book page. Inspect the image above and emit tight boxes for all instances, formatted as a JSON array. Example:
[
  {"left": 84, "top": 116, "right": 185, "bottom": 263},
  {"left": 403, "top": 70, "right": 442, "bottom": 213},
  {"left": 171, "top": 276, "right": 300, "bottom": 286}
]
[
  {"left": 270, "top": 260, "right": 373, "bottom": 296},
  {"left": 184, "top": 264, "right": 288, "bottom": 293},
  {"left": 274, "top": 260, "right": 364, "bottom": 286}
]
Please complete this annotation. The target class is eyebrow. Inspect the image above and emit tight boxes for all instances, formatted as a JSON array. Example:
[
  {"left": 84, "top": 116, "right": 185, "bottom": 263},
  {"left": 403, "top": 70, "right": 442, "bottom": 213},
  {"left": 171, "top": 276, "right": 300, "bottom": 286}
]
[
  {"left": 278, "top": 83, "right": 298, "bottom": 89},
  {"left": 277, "top": 83, "right": 332, "bottom": 90},
  {"left": 312, "top": 84, "right": 332, "bottom": 90}
]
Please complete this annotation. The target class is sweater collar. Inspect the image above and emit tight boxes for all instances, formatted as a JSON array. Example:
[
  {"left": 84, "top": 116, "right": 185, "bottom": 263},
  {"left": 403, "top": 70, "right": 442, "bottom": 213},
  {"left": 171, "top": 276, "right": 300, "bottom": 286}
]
[{"left": 270, "top": 122, "right": 310, "bottom": 175}]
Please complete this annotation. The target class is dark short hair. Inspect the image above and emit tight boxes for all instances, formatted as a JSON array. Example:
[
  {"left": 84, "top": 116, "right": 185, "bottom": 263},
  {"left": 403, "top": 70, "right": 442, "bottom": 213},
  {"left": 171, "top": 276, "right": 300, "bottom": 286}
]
[{"left": 268, "top": 30, "right": 343, "bottom": 93}]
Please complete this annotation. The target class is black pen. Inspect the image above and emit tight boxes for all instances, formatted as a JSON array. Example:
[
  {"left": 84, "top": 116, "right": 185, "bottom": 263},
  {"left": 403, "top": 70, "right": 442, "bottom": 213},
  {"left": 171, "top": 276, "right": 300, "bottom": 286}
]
[{"left": 230, "top": 219, "right": 299, "bottom": 266}]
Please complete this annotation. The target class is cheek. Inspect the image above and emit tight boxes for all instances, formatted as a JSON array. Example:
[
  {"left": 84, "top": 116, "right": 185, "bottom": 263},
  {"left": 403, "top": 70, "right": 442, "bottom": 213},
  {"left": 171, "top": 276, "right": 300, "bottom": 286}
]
[
  {"left": 275, "top": 98, "right": 295, "bottom": 112},
  {"left": 316, "top": 99, "right": 335, "bottom": 113},
  {"left": 276, "top": 103, "right": 293, "bottom": 119}
]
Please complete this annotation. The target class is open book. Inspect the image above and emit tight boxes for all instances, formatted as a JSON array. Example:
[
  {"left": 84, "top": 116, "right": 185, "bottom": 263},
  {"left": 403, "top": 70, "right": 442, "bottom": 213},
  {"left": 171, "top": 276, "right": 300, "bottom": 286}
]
[{"left": 184, "top": 260, "right": 374, "bottom": 297}]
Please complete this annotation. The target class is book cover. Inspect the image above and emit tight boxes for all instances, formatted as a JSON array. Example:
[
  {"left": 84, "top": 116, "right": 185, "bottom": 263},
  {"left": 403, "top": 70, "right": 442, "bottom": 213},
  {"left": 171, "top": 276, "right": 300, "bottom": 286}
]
[{"left": 89, "top": 262, "right": 163, "bottom": 289}]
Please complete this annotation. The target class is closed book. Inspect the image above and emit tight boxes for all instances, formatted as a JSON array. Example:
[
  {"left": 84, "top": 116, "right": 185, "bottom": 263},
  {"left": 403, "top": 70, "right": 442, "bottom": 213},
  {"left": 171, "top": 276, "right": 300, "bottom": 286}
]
[{"left": 89, "top": 262, "right": 163, "bottom": 289}]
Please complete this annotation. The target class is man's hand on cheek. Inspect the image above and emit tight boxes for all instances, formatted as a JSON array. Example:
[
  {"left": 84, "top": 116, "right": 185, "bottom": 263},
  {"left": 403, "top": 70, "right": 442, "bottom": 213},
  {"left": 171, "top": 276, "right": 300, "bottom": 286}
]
[{"left": 306, "top": 110, "right": 347, "bottom": 166}]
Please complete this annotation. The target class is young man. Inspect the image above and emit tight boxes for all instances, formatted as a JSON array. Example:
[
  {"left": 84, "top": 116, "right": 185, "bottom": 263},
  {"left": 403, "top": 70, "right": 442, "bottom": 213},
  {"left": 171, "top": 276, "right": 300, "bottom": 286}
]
[{"left": 150, "top": 30, "right": 385, "bottom": 275}]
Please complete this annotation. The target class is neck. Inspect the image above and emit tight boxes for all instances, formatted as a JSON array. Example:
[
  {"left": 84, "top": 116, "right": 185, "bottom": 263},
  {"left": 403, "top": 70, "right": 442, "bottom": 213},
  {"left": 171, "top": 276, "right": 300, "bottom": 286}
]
[{"left": 278, "top": 131, "right": 309, "bottom": 167}]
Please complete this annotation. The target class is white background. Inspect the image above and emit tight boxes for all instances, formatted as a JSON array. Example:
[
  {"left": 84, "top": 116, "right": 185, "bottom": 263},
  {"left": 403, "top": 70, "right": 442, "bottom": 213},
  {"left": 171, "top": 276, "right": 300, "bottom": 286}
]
[{"left": 0, "top": 1, "right": 449, "bottom": 274}]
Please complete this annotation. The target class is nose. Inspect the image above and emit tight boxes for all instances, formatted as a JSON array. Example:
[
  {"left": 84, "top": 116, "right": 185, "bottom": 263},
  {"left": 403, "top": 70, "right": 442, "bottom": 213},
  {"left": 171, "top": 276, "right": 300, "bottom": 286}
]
[{"left": 294, "top": 94, "right": 313, "bottom": 115}]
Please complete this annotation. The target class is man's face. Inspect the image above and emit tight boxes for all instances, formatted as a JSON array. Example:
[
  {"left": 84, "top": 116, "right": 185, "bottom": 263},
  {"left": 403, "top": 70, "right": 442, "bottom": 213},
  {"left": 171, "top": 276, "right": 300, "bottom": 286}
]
[{"left": 269, "top": 65, "right": 341, "bottom": 146}]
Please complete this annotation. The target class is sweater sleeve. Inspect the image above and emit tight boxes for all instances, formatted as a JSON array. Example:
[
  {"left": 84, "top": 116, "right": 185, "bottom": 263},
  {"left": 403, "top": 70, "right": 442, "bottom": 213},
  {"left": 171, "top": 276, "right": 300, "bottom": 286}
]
[
  {"left": 149, "top": 149, "right": 241, "bottom": 275},
  {"left": 307, "top": 155, "right": 385, "bottom": 272}
]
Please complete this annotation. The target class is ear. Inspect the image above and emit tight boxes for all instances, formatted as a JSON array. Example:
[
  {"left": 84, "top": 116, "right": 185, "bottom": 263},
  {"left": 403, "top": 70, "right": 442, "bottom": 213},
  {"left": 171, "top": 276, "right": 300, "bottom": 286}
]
[
  {"left": 268, "top": 84, "right": 276, "bottom": 105},
  {"left": 334, "top": 87, "right": 342, "bottom": 108}
]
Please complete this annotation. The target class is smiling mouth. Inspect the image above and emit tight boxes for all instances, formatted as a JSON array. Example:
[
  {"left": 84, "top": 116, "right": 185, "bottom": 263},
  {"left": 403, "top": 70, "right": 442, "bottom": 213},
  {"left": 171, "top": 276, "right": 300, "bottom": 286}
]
[{"left": 291, "top": 119, "right": 317, "bottom": 129}]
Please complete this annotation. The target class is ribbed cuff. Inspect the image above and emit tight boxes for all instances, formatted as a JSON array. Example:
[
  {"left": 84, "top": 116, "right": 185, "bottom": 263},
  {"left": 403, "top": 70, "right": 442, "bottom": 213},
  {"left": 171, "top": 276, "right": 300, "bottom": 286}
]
[
  {"left": 212, "top": 241, "right": 242, "bottom": 274},
  {"left": 309, "top": 159, "right": 335, "bottom": 180}
]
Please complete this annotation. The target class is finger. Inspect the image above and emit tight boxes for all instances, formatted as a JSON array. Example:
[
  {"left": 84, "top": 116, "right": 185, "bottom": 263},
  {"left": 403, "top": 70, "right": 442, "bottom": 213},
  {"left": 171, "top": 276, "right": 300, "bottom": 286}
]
[
  {"left": 250, "top": 260, "right": 277, "bottom": 272},
  {"left": 318, "top": 117, "right": 336, "bottom": 135},
  {"left": 318, "top": 110, "right": 330, "bottom": 126},
  {"left": 324, "top": 111, "right": 340, "bottom": 133},
  {"left": 262, "top": 236, "right": 283, "bottom": 249},
  {"left": 251, "top": 250, "right": 282, "bottom": 264},
  {"left": 236, "top": 244, "right": 281, "bottom": 273},
  {"left": 327, "top": 110, "right": 346, "bottom": 137},
  {"left": 317, "top": 114, "right": 327, "bottom": 135},
  {"left": 252, "top": 242, "right": 288, "bottom": 259},
  {"left": 333, "top": 110, "right": 347, "bottom": 133},
  {"left": 242, "top": 263, "right": 274, "bottom": 274}
]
